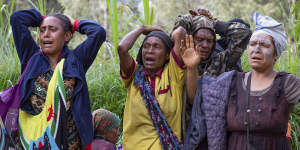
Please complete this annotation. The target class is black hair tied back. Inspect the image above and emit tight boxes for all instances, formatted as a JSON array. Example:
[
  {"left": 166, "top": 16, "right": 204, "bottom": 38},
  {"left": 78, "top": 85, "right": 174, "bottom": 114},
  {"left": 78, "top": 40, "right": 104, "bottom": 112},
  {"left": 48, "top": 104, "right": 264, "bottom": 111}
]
[{"left": 47, "top": 13, "right": 75, "bottom": 34}]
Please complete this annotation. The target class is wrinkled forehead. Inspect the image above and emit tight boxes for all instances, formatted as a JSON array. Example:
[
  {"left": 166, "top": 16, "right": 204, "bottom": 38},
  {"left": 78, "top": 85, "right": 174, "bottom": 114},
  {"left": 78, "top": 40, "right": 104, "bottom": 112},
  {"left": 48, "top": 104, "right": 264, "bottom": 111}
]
[
  {"left": 250, "top": 32, "right": 273, "bottom": 44},
  {"left": 194, "top": 28, "right": 215, "bottom": 39},
  {"left": 144, "top": 36, "right": 164, "bottom": 44}
]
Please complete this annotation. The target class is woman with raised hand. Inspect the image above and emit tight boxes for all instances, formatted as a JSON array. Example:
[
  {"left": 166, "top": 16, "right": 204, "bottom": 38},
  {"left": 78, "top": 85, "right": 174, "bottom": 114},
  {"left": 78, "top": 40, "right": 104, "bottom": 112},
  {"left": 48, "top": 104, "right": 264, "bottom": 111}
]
[
  {"left": 10, "top": 8, "right": 106, "bottom": 149},
  {"left": 117, "top": 25, "right": 200, "bottom": 150},
  {"left": 184, "top": 11, "right": 300, "bottom": 150}
]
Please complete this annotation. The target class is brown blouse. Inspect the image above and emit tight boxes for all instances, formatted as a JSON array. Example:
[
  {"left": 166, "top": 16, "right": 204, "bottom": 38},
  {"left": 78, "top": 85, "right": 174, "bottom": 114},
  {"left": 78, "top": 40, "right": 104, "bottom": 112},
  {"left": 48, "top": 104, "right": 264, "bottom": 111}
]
[{"left": 226, "top": 72, "right": 299, "bottom": 150}]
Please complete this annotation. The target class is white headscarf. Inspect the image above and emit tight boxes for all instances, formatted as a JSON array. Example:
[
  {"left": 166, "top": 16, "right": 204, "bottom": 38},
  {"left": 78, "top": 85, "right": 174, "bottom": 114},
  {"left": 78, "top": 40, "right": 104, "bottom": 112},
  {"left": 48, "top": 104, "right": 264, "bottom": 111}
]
[{"left": 252, "top": 11, "right": 287, "bottom": 57}]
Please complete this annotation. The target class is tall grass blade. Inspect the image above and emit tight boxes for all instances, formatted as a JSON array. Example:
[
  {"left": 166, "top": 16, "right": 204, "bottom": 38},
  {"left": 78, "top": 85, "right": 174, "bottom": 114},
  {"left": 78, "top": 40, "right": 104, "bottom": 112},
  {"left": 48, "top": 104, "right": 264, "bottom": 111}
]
[
  {"left": 106, "top": 0, "right": 119, "bottom": 61},
  {"left": 143, "top": 0, "right": 150, "bottom": 25}
]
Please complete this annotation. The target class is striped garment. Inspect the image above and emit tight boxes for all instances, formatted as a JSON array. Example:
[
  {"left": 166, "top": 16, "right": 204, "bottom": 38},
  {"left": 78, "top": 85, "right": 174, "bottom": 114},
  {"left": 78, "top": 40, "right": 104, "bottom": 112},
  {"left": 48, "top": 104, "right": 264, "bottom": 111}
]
[{"left": 134, "top": 65, "right": 183, "bottom": 150}]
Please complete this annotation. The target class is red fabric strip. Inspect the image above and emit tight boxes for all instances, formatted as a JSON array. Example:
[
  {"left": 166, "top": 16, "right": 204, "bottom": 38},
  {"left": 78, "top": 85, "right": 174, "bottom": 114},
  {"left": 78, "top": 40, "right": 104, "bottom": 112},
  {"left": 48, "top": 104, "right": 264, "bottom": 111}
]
[
  {"left": 56, "top": 49, "right": 64, "bottom": 62},
  {"left": 74, "top": 20, "right": 80, "bottom": 32},
  {"left": 158, "top": 85, "right": 170, "bottom": 94},
  {"left": 120, "top": 58, "right": 136, "bottom": 79},
  {"left": 171, "top": 49, "right": 184, "bottom": 70},
  {"left": 84, "top": 143, "right": 92, "bottom": 150}
]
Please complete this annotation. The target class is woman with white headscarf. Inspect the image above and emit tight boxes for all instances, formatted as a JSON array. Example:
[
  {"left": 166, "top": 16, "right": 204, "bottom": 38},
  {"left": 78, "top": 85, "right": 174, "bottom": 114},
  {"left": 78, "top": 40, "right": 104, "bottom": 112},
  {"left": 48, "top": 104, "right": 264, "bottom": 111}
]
[
  {"left": 225, "top": 12, "right": 300, "bottom": 150},
  {"left": 183, "top": 11, "right": 300, "bottom": 150}
]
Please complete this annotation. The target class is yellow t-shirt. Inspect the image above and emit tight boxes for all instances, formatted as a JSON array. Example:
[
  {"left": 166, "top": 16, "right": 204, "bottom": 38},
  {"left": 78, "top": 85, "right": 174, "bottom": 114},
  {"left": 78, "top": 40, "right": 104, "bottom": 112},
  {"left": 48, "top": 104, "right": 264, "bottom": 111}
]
[{"left": 121, "top": 50, "right": 185, "bottom": 150}]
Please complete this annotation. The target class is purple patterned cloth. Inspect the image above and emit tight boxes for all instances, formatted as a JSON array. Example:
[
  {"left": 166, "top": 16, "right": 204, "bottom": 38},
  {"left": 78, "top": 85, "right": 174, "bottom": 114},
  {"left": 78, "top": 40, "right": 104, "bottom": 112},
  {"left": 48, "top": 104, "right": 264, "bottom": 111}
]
[
  {"left": 0, "top": 51, "right": 40, "bottom": 133},
  {"left": 185, "top": 71, "right": 235, "bottom": 150},
  {"left": 91, "top": 139, "right": 116, "bottom": 150}
]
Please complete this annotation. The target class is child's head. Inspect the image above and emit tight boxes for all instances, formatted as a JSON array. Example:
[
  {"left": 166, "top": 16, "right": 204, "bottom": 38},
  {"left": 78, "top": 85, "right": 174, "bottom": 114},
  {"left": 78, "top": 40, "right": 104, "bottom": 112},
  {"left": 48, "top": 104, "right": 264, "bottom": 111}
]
[{"left": 92, "top": 109, "right": 121, "bottom": 145}]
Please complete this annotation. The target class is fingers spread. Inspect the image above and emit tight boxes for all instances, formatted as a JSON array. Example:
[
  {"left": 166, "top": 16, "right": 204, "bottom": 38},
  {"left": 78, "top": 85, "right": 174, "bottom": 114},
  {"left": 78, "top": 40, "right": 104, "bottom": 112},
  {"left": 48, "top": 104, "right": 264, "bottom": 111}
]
[
  {"left": 180, "top": 39, "right": 185, "bottom": 56},
  {"left": 189, "top": 35, "right": 194, "bottom": 49},
  {"left": 185, "top": 35, "right": 190, "bottom": 48},
  {"left": 195, "top": 45, "right": 200, "bottom": 55}
]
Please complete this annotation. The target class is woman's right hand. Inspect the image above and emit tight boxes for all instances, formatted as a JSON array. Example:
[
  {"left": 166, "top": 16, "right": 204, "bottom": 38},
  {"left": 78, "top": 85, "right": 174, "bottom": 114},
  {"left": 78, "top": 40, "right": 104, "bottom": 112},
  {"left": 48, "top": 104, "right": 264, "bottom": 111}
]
[
  {"left": 141, "top": 25, "right": 163, "bottom": 35},
  {"left": 181, "top": 35, "right": 201, "bottom": 69}
]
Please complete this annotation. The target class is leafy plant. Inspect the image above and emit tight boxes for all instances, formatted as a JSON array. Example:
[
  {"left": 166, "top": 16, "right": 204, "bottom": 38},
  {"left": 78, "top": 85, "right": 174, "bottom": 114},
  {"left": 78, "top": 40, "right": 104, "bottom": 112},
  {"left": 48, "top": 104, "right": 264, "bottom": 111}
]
[
  {"left": 106, "top": 0, "right": 119, "bottom": 61},
  {"left": 0, "top": 0, "right": 19, "bottom": 90}
]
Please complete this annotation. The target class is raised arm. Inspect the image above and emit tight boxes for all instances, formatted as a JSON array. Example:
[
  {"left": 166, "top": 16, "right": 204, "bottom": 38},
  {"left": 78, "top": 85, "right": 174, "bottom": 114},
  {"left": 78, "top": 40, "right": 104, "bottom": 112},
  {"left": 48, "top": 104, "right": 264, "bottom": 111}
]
[
  {"left": 216, "top": 19, "right": 252, "bottom": 67},
  {"left": 117, "top": 26, "right": 161, "bottom": 76},
  {"left": 10, "top": 9, "right": 42, "bottom": 71},
  {"left": 171, "top": 26, "right": 187, "bottom": 64},
  {"left": 181, "top": 35, "right": 201, "bottom": 104},
  {"left": 72, "top": 19, "right": 106, "bottom": 72}
]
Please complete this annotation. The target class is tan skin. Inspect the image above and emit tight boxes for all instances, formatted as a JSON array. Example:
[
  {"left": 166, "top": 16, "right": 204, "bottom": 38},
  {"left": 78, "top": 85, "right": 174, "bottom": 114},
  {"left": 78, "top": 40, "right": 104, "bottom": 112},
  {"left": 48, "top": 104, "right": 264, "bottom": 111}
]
[
  {"left": 245, "top": 32, "right": 278, "bottom": 91},
  {"left": 184, "top": 32, "right": 279, "bottom": 102},
  {"left": 181, "top": 35, "right": 201, "bottom": 103},
  {"left": 193, "top": 28, "right": 215, "bottom": 61},
  {"left": 118, "top": 25, "right": 186, "bottom": 76},
  {"left": 142, "top": 36, "right": 169, "bottom": 73},
  {"left": 173, "top": 28, "right": 214, "bottom": 103},
  {"left": 104, "top": 126, "right": 121, "bottom": 145},
  {"left": 39, "top": 16, "right": 73, "bottom": 70},
  {"left": 171, "top": 27, "right": 212, "bottom": 103},
  {"left": 118, "top": 26, "right": 200, "bottom": 104},
  {"left": 178, "top": 9, "right": 217, "bottom": 103}
]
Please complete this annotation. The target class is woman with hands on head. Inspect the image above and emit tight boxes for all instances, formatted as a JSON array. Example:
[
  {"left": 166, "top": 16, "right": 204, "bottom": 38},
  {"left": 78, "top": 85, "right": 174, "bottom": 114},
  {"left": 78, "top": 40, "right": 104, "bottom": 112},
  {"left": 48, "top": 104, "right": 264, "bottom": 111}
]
[
  {"left": 10, "top": 8, "right": 106, "bottom": 149},
  {"left": 117, "top": 25, "right": 200, "bottom": 150}
]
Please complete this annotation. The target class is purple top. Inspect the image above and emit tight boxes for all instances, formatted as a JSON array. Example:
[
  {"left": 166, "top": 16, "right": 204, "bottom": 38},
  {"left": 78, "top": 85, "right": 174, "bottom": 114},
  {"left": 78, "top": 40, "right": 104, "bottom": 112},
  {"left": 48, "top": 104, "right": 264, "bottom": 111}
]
[{"left": 91, "top": 139, "right": 116, "bottom": 150}]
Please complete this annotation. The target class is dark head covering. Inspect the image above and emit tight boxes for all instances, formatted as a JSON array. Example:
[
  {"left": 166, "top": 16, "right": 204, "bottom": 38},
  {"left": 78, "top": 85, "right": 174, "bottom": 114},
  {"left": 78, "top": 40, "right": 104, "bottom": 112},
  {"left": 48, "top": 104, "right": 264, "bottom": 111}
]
[
  {"left": 92, "top": 109, "right": 120, "bottom": 139},
  {"left": 191, "top": 15, "right": 215, "bottom": 35},
  {"left": 172, "top": 14, "right": 217, "bottom": 60},
  {"left": 136, "top": 31, "right": 174, "bottom": 65},
  {"left": 173, "top": 14, "right": 215, "bottom": 35}
]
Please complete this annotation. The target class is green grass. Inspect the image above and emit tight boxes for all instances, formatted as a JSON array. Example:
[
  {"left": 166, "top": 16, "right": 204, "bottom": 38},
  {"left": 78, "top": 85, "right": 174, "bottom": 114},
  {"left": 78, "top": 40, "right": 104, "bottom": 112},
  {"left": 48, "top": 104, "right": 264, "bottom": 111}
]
[{"left": 0, "top": 0, "right": 19, "bottom": 90}]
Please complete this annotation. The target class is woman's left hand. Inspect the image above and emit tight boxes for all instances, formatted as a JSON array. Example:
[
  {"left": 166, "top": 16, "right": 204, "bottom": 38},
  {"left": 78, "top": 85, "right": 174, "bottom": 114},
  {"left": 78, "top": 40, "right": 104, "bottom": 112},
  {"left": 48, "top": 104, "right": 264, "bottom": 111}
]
[{"left": 181, "top": 35, "right": 201, "bottom": 69}]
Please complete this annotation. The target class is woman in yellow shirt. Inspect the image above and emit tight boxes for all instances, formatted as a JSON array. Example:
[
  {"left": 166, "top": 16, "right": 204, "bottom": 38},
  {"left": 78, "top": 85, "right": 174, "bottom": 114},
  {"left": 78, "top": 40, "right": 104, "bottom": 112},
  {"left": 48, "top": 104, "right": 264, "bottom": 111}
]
[{"left": 117, "top": 26, "right": 200, "bottom": 150}]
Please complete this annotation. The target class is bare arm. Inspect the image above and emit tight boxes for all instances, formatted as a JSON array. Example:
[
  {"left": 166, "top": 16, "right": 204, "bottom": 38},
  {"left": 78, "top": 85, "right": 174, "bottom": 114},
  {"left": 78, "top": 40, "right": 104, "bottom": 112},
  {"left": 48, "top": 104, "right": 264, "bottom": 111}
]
[
  {"left": 117, "top": 26, "right": 161, "bottom": 76},
  {"left": 171, "top": 26, "right": 187, "bottom": 64},
  {"left": 186, "top": 66, "right": 199, "bottom": 104},
  {"left": 181, "top": 35, "right": 201, "bottom": 104}
]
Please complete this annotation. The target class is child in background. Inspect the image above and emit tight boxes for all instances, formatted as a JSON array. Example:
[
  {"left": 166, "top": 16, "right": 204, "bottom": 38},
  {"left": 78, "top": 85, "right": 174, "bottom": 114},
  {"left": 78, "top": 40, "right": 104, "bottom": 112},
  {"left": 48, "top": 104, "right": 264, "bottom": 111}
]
[{"left": 92, "top": 109, "right": 121, "bottom": 150}]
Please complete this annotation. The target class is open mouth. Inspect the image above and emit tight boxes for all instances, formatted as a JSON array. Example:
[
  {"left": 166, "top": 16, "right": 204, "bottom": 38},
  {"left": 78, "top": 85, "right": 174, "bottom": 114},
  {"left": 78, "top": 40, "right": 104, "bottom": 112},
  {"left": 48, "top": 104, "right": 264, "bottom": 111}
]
[
  {"left": 43, "top": 41, "right": 53, "bottom": 47},
  {"left": 251, "top": 56, "right": 262, "bottom": 61},
  {"left": 144, "top": 56, "right": 156, "bottom": 65},
  {"left": 145, "top": 57, "right": 154, "bottom": 62}
]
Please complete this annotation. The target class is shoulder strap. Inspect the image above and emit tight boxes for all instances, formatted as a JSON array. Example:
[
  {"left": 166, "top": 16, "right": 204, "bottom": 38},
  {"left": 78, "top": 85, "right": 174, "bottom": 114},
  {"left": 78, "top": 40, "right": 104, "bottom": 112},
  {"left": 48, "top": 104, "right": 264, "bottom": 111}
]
[{"left": 246, "top": 72, "right": 252, "bottom": 150}]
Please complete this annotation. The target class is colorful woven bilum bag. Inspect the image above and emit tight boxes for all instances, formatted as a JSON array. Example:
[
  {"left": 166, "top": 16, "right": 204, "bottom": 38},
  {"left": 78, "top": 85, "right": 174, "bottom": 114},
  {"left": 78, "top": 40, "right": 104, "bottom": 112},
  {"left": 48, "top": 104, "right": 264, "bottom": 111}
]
[{"left": 18, "top": 59, "right": 66, "bottom": 150}]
